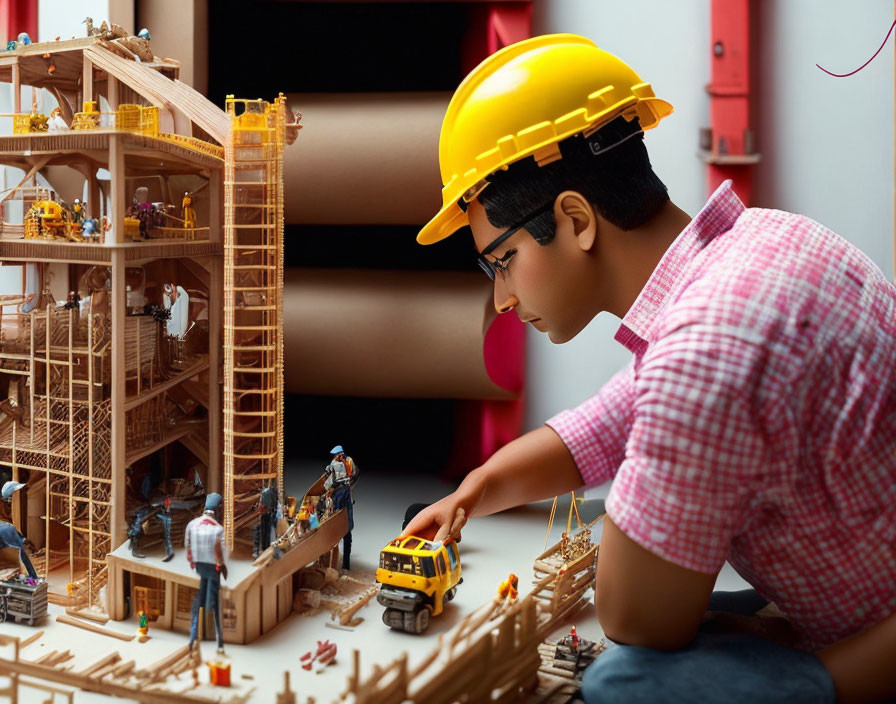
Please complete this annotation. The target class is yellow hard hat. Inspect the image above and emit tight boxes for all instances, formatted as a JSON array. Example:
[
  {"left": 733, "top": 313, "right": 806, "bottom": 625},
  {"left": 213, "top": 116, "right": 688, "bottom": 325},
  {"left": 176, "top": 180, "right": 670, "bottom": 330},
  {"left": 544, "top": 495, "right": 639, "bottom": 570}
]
[{"left": 417, "top": 34, "right": 673, "bottom": 245}]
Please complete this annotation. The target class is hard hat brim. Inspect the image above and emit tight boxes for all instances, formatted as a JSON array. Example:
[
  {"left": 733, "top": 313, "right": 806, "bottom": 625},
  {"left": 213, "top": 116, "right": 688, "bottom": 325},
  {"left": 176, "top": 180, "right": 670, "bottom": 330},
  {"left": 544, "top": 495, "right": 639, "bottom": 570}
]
[{"left": 417, "top": 202, "right": 469, "bottom": 245}]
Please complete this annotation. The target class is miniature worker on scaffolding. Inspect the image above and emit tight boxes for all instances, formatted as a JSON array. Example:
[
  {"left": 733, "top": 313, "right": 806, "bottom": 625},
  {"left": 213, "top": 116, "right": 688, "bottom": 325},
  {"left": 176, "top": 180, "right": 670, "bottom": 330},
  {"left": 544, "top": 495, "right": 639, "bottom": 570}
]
[
  {"left": 0, "top": 482, "right": 37, "bottom": 580},
  {"left": 324, "top": 445, "right": 358, "bottom": 571},
  {"left": 182, "top": 191, "right": 196, "bottom": 230},
  {"left": 71, "top": 198, "right": 85, "bottom": 224},
  {"left": 185, "top": 493, "right": 227, "bottom": 655},
  {"left": 403, "top": 35, "right": 896, "bottom": 704}
]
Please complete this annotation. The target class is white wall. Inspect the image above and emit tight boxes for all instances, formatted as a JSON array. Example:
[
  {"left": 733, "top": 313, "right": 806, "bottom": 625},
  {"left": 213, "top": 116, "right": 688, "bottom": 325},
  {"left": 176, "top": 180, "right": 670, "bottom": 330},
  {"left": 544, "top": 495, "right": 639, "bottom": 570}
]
[
  {"left": 37, "top": 0, "right": 111, "bottom": 42},
  {"left": 526, "top": 0, "right": 894, "bottom": 435}
]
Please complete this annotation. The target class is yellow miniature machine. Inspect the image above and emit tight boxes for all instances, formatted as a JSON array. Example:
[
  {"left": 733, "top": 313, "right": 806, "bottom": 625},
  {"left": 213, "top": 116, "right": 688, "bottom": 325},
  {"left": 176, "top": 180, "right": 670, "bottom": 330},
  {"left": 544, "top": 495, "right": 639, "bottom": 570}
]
[
  {"left": 24, "top": 200, "right": 82, "bottom": 241},
  {"left": 376, "top": 535, "right": 462, "bottom": 634}
]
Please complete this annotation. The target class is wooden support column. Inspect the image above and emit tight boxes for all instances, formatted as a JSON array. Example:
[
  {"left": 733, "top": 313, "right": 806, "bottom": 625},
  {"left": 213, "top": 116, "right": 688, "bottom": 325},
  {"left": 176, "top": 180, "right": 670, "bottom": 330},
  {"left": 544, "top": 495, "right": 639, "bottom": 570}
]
[
  {"left": 109, "top": 135, "right": 127, "bottom": 549},
  {"left": 108, "top": 76, "right": 119, "bottom": 111},
  {"left": 11, "top": 59, "right": 20, "bottom": 113},
  {"left": 207, "top": 168, "right": 223, "bottom": 494},
  {"left": 88, "top": 170, "right": 101, "bottom": 223},
  {"left": 82, "top": 55, "right": 93, "bottom": 108}
]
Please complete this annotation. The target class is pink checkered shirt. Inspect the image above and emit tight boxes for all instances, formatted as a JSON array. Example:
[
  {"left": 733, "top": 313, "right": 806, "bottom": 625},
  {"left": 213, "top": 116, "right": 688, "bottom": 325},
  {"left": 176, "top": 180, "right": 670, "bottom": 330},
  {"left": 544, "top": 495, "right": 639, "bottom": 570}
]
[{"left": 548, "top": 181, "right": 896, "bottom": 650}]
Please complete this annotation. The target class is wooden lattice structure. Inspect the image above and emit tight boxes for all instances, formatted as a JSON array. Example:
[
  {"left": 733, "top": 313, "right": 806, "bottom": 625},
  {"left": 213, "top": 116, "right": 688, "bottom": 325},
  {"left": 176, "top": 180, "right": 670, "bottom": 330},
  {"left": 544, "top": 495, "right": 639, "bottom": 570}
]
[
  {"left": 221, "top": 95, "right": 287, "bottom": 549},
  {"left": 0, "top": 305, "right": 113, "bottom": 600}
]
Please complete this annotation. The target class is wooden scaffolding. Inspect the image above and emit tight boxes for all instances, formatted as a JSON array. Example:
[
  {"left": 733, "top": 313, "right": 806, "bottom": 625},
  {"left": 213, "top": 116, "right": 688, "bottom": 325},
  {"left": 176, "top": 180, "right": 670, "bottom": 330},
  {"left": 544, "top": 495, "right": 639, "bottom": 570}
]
[
  {"left": 222, "top": 95, "right": 287, "bottom": 549},
  {"left": 0, "top": 305, "right": 112, "bottom": 602}
]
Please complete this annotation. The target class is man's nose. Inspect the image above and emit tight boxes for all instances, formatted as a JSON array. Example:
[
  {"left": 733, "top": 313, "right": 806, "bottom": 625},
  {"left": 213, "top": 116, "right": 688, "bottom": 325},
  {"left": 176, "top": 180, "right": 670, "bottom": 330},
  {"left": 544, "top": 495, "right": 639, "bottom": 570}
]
[{"left": 495, "top": 287, "right": 519, "bottom": 314}]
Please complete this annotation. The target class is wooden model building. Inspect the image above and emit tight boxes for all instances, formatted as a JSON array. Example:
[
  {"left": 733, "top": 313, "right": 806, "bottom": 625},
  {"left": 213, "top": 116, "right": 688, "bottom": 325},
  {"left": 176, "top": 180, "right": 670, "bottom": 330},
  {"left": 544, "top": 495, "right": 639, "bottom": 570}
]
[{"left": 0, "top": 26, "right": 343, "bottom": 644}]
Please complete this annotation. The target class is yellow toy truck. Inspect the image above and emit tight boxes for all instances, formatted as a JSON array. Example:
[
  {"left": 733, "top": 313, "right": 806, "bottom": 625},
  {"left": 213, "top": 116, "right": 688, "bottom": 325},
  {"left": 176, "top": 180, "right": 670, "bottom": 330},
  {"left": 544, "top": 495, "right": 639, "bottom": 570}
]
[{"left": 376, "top": 535, "right": 462, "bottom": 634}]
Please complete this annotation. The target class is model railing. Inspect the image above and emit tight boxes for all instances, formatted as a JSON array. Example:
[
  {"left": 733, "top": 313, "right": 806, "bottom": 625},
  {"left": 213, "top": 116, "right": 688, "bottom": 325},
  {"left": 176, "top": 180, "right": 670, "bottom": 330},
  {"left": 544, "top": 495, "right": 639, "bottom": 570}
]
[{"left": 3, "top": 103, "right": 224, "bottom": 160}]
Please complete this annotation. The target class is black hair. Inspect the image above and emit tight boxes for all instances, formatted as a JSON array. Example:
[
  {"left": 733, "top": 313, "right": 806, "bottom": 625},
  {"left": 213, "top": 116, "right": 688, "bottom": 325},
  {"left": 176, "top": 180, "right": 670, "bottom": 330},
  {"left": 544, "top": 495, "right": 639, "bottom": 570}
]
[{"left": 477, "top": 116, "right": 669, "bottom": 245}]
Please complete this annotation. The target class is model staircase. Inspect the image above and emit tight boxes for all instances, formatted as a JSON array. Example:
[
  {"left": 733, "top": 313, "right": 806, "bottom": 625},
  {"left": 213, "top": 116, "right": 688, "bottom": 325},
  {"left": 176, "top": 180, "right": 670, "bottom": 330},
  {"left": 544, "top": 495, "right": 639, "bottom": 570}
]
[{"left": 221, "top": 95, "right": 287, "bottom": 548}]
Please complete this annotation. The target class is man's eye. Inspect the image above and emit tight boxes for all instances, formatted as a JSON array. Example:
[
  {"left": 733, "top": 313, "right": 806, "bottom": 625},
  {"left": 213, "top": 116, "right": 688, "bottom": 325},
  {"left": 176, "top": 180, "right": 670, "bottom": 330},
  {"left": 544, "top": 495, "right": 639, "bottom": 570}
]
[{"left": 494, "top": 249, "right": 517, "bottom": 272}]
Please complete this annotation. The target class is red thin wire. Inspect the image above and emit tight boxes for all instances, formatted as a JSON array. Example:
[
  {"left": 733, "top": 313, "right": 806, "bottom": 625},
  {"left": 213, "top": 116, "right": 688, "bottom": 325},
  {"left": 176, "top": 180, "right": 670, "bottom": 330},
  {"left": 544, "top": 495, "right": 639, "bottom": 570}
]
[{"left": 817, "top": 18, "right": 896, "bottom": 77}]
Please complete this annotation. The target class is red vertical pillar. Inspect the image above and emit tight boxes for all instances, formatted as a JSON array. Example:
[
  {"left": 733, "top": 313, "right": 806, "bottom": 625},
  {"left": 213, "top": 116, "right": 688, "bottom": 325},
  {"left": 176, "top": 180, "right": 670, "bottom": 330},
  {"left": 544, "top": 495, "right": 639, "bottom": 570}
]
[
  {"left": 704, "top": 0, "right": 758, "bottom": 205},
  {"left": 0, "top": 0, "right": 38, "bottom": 45},
  {"left": 449, "top": 3, "right": 531, "bottom": 479}
]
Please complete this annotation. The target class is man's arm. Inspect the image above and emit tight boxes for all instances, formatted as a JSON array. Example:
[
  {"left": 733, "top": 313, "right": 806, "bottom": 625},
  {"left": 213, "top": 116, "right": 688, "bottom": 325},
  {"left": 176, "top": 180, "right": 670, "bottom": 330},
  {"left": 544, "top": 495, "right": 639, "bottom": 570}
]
[
  {"left": 184, "top": 523, "right": 193, "bottom": 568},
  {"left": 402, "top": 425, "right": 583, "bottom": 541},
  {"left": 596, "top": 516, "right": 717, "bottom": 650},
  {"left": 214, "top": 528, "right": 225, "bottom": 568},
  {"left": 403, "top": 362, "right": 636, "bottom": 541}
]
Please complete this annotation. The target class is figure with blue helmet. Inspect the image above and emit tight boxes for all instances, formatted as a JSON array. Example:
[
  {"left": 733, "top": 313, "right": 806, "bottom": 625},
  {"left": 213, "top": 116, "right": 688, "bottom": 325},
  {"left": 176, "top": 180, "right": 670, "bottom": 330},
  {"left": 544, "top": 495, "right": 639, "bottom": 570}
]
[{"left": 324, "top": 445, "right": 358, "bottom": 571}]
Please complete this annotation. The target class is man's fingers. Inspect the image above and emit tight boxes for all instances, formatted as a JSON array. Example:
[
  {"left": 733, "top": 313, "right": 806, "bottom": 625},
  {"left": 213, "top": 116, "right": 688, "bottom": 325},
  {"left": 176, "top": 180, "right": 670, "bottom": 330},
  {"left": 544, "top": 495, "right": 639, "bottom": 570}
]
[
  {"left": 401, "top": 510, "right": 430, "bottom": 538},
  {"left": 448, "top": 508, "right": 466, "bottom": 540},
  {"left": 433, "top": 522, "right": 450, "bottom": 543}
]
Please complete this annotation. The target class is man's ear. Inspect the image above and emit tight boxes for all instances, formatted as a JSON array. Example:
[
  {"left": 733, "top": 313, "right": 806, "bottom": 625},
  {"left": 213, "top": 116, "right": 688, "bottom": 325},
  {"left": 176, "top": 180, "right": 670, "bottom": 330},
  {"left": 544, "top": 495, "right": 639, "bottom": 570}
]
[{"left": 554, "top": 190, "right": 598, "bottom": 251}]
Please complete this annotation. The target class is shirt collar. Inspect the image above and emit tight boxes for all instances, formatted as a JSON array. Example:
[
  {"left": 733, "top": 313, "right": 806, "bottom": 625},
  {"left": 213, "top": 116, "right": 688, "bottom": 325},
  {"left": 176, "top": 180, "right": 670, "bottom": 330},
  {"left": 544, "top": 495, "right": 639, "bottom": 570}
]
[{"left": 614, "top": 180, "right": 745, "bottom": 353}]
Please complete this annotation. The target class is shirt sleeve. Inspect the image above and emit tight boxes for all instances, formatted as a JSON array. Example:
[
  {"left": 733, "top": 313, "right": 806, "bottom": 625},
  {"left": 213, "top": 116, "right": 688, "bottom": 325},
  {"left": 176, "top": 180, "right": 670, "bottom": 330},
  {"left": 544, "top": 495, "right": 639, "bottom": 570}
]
[
  {"left": 606, "top": 324, "right": 770, "bottom": 574},
  {"left": 546, "top": 360, "right": 636, "bottom": 487},
  {"left": 184, "top": 521, "right": 191, "bottom": 550}
]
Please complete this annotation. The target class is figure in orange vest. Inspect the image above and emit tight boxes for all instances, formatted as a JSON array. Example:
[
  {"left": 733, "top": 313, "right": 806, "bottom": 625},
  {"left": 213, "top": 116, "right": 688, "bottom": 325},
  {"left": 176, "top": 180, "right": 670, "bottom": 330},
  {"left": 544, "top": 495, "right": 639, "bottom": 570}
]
[
  {"left": 497, "top": 573, "right": 519, "bottom": 602},
  {"left": 570, "top": 625, "right": 580, "bottom": 653}
]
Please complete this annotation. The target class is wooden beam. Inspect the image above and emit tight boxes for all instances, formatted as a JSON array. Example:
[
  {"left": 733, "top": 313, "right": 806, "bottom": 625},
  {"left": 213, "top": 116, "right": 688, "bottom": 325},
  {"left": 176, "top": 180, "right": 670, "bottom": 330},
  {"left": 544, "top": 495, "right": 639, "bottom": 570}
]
[
  {"left": 82, "top": 54, "right": 92, "bottom": 107},
  {"left": 56, "top": 614, "right": 135, "bottom": 641},
  {"left": 11, "top": 60, "right": 20, "bottom": 114}
]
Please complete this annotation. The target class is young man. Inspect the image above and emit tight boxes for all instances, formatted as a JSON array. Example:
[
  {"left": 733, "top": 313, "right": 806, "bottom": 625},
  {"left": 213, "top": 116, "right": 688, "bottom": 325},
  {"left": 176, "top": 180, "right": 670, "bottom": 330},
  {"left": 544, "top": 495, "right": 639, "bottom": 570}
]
[{"left": 403, "top": 34, "right": 896, "bottom": 703}]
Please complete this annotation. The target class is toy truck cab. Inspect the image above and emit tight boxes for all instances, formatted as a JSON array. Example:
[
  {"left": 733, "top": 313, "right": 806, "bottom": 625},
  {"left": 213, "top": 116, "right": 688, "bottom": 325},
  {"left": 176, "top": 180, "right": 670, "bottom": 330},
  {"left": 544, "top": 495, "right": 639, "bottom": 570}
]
[{"left": 376, "top": 535, "right": 461, "bottom": 634}]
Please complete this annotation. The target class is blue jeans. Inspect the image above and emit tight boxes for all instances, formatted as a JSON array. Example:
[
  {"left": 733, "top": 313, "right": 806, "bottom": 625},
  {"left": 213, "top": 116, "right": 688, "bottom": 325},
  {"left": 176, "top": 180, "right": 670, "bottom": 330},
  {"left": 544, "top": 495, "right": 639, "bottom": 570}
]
[
  {"left": 189, "top": 562, "right": 222, "bottom": 648},
  {"left": 581, "top": 590, "right": 836, "bottom": 704}
]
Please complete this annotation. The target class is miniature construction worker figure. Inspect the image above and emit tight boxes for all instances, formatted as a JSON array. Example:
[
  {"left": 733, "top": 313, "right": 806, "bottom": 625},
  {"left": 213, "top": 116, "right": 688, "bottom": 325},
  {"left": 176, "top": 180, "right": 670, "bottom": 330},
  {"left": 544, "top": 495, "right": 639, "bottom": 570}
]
[
  {"left": 324, "top": 445, "right": 358, "bottom": 570},
  {"left": 181, "top": 191, "right": 196, "bottom": 230},
  {"left": 185, "top": 493, "right": 227, "bottom": 655},
  {"left": 47, "top": 107, "right": 68, "bottom": 132},
  {"left": 252, "top": 486, "right": 281, "bottom": 559},
  {"left": 0, "top": 481, "right": 37, "bottom": 580},
  {"left": 402, "top": 35, "right": 896, "bottom": 704},
  {"left": 496, "top": 573, "right": 518, "bottom": 603},
  {"left": 128, "top": 474, "right": 176, "bottom": 562},
  {"left": 71, "top": 198, "right": 84, "bottom": 223}
]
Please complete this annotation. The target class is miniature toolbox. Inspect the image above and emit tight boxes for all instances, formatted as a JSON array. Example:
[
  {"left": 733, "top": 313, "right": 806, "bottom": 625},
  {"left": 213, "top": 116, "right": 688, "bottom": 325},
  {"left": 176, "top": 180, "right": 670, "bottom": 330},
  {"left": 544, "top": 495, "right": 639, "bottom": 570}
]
[{"left": 0, "top": 577, "right": 48, "bottom": 626}]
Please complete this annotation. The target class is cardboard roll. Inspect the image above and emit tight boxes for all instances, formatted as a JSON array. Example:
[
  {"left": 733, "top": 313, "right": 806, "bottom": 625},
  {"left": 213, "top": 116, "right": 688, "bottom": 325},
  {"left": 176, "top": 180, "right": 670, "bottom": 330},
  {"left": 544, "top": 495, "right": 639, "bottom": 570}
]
[
  {"left": 284, "top": 93, "right": 448, "bottom": 225},
  {"left": 284, "top": 268, "right": 524, "bottom": 399}
]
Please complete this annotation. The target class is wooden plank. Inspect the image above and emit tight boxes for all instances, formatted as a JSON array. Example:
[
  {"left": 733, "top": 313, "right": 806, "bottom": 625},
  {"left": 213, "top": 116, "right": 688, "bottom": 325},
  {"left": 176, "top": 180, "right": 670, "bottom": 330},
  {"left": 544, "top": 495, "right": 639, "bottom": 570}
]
[
  {"left": 80, "top": 652, "right": 120, "bottom": 677},
  {"left": 66, "top": 607, "right": 110, "bottom": 624},
  {"left": 18, "top": 630, "right": 44, "bottom": 649},
  {"left": 56, "top": 614, "right": 135, "bottom": 642}
]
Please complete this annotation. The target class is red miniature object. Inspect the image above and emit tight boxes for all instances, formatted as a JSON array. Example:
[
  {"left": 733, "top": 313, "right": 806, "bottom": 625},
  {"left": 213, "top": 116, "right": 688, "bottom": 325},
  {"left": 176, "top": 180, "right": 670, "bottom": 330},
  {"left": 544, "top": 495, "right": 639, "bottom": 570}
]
[
  {"left": 301, "top": 639, "right": 337, "bottom": 672},
  {"left": 207, "top": 660, "right": 231, "bottom": 686},
  {"left": 570, "top": 625, "right": 579, "bottom": 654}
]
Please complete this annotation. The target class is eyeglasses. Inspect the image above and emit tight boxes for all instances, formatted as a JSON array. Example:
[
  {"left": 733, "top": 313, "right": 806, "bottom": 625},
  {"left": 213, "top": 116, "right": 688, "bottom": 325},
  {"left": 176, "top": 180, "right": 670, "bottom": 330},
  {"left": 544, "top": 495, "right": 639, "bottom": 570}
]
[{"left": 476, "top": 203, "right": 553, "bottom": 281}]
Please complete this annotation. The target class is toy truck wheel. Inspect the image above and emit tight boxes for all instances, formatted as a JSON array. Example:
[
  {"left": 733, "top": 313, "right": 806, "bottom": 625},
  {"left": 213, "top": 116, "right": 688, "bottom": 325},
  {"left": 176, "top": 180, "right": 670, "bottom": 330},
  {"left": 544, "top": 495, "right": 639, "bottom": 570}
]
[
  {"left": 382, "top": 607, "right": 404, "bottom": 630},
  {"left": 404, "top": 606, "right": 430, "bottom": 634}
]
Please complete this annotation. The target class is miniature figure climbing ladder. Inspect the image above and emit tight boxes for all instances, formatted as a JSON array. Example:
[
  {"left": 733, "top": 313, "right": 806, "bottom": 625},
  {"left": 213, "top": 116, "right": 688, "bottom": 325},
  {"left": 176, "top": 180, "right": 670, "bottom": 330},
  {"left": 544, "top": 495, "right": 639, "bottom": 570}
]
[{"left": 222, "top": 95, "right": 287, "bottom": 548}]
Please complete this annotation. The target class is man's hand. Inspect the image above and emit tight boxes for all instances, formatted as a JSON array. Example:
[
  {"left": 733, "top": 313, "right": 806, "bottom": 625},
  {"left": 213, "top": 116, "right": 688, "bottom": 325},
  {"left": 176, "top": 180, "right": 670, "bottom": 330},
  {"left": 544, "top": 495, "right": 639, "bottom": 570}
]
[
  {"left": 401, "top": 472, "right": 486, "bottom": 542},
  {"left": 402, "top": 426, "right": 584, "bottom": 542}
]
